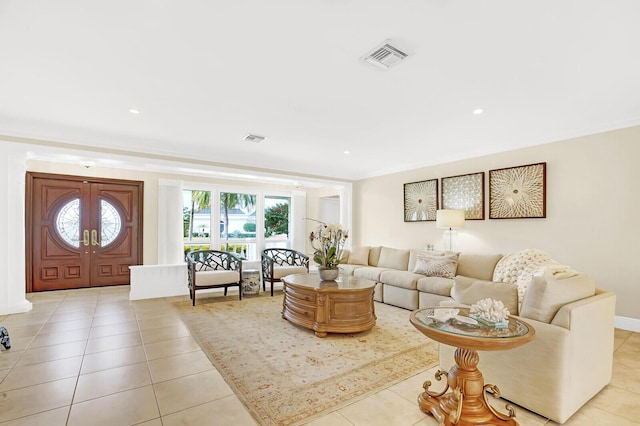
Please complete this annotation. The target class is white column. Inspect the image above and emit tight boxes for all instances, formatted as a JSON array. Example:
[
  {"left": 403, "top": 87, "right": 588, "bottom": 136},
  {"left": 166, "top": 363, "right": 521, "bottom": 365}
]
[
  {"left": 291, "top": 190, "right": 307, "bottom": 252},
  {"left": 339, "top": 184, "right": 353, "bottom": 248},
  {"left": 0, "top": 142, "right": 32, "bottom": 314},
  {"left": 157, "top": 179, "right": 185, "bottom": 265}
]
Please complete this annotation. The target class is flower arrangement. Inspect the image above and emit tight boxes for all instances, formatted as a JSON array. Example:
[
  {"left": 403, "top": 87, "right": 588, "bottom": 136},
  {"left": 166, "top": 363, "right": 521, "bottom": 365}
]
[
  {"left": 307, "top": 219, "right": 348, "bottom": 268},
  {"left": 470, "top": 298, "right": 510, "bottom": 328}
]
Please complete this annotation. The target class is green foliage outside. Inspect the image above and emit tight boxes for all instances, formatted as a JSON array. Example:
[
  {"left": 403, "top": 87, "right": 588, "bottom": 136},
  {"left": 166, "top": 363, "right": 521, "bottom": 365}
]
[
  {"left": 183, "top": 207, "right": 190, "bottom": 237},
  {"left": 243, "top": 222, "right": 256, "bottom": 232},
  {"left": 264, "top": 202, "right": 289, "bottom": 237},
  {"left": 220, "top": 192, "right": 256, "bottom": 241}
]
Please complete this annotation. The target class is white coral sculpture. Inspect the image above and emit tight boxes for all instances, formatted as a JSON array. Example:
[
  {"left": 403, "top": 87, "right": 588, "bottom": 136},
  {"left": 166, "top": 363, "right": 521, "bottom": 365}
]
[{"left": 470, "top": 298, "right": 510, "bottom": 322}]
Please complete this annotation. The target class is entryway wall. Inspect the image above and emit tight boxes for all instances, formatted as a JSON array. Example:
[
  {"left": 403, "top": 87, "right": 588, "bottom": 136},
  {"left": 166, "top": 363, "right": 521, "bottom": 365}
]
[
  {"left": 320, "top": 196, "right": 340, "bottom": 224},
  {"left": 0, "top": 139, "right": 353, "bottom": 314}
]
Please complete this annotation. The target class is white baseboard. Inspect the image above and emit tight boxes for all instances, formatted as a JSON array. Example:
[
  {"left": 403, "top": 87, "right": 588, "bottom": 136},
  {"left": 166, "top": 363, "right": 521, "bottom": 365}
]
[
  {"left": 0, "top": 299, "right": 33, "bottom": 315},
  {"left": 615, "top": 315, "right": 640, "bottom": 333}
]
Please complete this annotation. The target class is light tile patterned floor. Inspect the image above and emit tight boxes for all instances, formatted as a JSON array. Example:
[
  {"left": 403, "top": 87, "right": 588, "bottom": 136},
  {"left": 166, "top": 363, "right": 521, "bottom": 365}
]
[{"left": 0, "top": 286, "right": 638, "bottom": 425}]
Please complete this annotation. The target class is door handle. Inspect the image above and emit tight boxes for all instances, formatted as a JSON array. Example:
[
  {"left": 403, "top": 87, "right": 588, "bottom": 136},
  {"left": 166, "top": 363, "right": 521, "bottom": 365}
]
[
  {"left": 82, "top": 230, "right": 90, "bottom": 247},
  {"left": 91, "top": 229, "right": 100, "bottom": 246}
]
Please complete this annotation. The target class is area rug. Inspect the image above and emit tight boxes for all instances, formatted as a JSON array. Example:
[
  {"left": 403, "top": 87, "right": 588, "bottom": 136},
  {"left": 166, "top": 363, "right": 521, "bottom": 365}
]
[{"left": 173, "top": 294, "right": 439, "bottom": 426}]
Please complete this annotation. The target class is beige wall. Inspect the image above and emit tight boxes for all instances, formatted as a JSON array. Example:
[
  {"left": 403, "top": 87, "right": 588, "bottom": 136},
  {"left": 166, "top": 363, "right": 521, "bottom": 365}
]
[{"left": 353, "top": 125, "right": 640, "bottom": 320}]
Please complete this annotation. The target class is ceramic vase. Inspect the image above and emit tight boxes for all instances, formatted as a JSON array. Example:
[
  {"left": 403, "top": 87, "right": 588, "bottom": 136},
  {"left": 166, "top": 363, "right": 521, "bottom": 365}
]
[{"left": 318, "top": 267, "right": 339, "bottom": 281}]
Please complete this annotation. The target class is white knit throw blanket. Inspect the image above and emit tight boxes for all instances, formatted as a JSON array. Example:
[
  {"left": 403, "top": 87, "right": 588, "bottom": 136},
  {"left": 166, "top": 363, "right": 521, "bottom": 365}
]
[{"left": 492, "top": 249, "right": 559, "bottom": 304}]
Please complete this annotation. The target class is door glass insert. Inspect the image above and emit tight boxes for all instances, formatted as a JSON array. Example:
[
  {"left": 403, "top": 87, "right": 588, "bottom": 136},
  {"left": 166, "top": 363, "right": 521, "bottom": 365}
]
[
  {"left": 55, "top": 198, "right": 81, "bottom": 247},
  {"left": 101, "top": 200, "right": 122, "bottom": 247}
]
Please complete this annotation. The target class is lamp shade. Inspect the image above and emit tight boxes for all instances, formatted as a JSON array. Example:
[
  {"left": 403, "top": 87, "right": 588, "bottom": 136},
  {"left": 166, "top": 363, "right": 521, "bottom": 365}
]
[{"left": 436, "top": 209, "right": 465, "bottom": 229}]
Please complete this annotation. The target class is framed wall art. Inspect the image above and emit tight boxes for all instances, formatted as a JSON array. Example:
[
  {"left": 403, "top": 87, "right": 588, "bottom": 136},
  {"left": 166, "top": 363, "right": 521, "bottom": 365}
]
[
  {"left": 441, "top": 171, "right": 485, "bottom": 220},
  {"left": 489, "top": 162, "right": 546, "bottom": 219},
  {"left": 403, "top": 179, "right": 438, "bottom": 222}
]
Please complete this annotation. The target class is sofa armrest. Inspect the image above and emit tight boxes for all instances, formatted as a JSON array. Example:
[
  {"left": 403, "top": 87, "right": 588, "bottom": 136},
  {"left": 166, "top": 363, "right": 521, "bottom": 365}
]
[{"left": 550, "top": 288, "right": 615, "bottom": 330}]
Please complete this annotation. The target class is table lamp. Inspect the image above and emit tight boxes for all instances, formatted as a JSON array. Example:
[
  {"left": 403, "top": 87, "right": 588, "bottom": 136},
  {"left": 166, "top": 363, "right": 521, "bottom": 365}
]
[{"left": 436, "top": 209, "right": 465, "bottom": 251}]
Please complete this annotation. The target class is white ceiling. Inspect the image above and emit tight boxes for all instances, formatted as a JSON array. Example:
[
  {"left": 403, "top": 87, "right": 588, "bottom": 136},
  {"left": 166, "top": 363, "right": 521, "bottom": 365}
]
[{"left": 1, "top": 1, "right": 639, "bottom": 181}]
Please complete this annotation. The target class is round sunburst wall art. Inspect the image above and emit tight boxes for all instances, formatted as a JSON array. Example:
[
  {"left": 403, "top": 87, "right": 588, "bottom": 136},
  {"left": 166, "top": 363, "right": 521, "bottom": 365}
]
[
  {"left": 489, "top": 162, "right": 546, "bottom": 219},
  {"left": 404, "top": 179, "right": 438, "bottom": 222}
]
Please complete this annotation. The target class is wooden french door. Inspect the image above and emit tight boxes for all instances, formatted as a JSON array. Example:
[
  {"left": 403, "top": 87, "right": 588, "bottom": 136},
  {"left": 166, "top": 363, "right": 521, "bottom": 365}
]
[{"left": 26, "top": 172, "right": 143, "bottom": 292}]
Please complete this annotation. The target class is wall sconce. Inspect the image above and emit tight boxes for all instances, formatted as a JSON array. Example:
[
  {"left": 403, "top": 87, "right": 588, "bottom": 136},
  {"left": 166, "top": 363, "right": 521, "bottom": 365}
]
[{"left": 436, "top": 209, "right": 465, "bottom": 251}]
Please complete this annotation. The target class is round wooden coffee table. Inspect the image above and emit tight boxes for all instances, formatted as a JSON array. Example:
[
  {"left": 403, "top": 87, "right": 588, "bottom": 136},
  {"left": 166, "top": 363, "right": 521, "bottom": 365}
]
[
  {"left": 410, "top": 307, "right": 535, "bottom": 425},
  {"left": 281, "top": 273, "right": 376, "bottom": 337}
]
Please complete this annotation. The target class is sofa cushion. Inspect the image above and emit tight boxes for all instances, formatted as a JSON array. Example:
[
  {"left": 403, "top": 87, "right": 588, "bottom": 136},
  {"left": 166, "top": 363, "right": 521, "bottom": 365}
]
[
  {"left": 354, "top": 266, "right": 391, "bottom": 281},
  {"left": 413, "top": 253, "right": 459, "bottom": 278},
  {"left": 451, "top": 275, "right": 519, "bottom": 315},
  {"left": 456, "top": 253, "right": 503, "bottom": 281},
  {"left": 348, "top": 246, "right": 370, "bottom": 265},
  {"left": 416, "top": 276, "right": 454, "bottom": 297},
  {"left": 520, "top": 270, "right": 596, "bottom": 323},
  {"left": 379, "top": 270, "right": 424, "bottom": 290},
  {"left": 338, "top": 263, "right": 364, "bottom": 276},
  {"left": 368, "top": 246, "right": 382, "bottom": 267},
  {"left": 382, "top": 285, "right": 419, "bottom": 310},
  {"left": 377, "top": 247, "right": 410, "bottom": 270},
  {"left": 194, "top": 270, "right": 240, "bottom": 286}
]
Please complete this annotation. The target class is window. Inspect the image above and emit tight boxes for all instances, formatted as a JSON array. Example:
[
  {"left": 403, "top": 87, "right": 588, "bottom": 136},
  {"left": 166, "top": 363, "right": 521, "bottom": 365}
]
[
  {"left": 183, "top": 190, "right": 212, "bottom": 254},
  {"left": 177, "top": 185, "right": 312, "bottom": 263},
  {"left": 220, "top": 192, "right": 257, "bottom": 260},
  {"left": 56, "top": 198, "right": 80, "bottom": 247},
  {"left": 264, "top": 196, "right": 291, "bottom": 249}
]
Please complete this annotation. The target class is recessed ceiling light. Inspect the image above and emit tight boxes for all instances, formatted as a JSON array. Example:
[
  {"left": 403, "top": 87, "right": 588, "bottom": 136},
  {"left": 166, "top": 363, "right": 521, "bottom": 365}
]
[
  {"left": 129, "top": 109, "right": 140, "bottom": 114},
  {"left": 473, "top": 108, "right": 484, "bottom": 115},
  {"left": 344, "top": 150, "right": 350, "bottom": 155}
]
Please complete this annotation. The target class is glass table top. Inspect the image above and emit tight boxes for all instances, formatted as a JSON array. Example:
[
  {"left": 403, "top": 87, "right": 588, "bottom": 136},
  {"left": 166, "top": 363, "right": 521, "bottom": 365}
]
[{"left": 413, "top": 308, "right": 531, "bottom": 339}]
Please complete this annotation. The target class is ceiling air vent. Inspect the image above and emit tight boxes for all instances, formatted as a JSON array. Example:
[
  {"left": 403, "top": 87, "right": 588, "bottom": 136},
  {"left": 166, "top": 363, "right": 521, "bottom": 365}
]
[
  {"left": 243, "top": 134, "right": 266, "bottom": 143},
  {"left": 360, "top": 40, "right": 410, "bottom": 70}
]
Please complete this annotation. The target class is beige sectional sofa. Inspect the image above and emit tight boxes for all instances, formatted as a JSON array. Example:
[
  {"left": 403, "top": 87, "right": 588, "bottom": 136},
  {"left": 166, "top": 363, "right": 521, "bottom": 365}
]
[{"left": 339, "top": 245, "right": 616, "bottom": 424}]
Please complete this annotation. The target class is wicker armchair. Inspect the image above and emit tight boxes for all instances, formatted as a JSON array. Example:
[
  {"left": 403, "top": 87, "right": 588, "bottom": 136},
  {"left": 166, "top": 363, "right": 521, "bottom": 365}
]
[
  {"left": 187, "top": 250, "right": 242, "bottom": 306},
  {"left": 261, "top": 248, "right": 309, "bottom": 296}
]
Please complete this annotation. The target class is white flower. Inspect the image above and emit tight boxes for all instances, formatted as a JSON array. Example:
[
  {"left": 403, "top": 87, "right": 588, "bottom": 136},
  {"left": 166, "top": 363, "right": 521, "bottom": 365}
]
[{"left": 307, "top": 219, "right": 348, "bottom": 268}]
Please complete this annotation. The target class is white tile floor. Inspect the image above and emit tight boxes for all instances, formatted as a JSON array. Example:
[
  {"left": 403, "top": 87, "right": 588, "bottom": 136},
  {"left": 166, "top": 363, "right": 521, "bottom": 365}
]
[{"left": 0, "top": 285, "right": 639, "bottom": 425}]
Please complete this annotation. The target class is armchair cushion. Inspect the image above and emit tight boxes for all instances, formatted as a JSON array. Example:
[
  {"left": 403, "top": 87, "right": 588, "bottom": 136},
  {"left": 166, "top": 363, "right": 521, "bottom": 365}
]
[
  {"left": 273, "top": 265, "right": 309, "bottom": 279},
  {"left": 261, "top": 248, "right": 309, "bottom": 296},
  {"left": 194, "top": 270, "right": 241, "bottom": 286}
]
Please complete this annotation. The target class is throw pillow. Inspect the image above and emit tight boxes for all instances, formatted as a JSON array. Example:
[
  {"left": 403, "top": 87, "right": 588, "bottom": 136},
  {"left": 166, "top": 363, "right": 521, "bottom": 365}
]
[
  {"left": 413, "top": 253, "right": 459, "bottom": 278},
  {"left": 520, "top": 270, "right": 596, "bottom": 323},
  {"left": 451, "top": 276, "right": 519, "bottom": 315},
  {"left": 348, "top": 246, "right": 370, "bottom": 265}
]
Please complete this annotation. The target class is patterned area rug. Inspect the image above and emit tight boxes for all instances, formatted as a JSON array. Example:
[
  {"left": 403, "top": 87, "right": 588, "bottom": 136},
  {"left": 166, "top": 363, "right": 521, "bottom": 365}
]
[{"left": 173, "top": 294, "right": 439, "bottom": 426}]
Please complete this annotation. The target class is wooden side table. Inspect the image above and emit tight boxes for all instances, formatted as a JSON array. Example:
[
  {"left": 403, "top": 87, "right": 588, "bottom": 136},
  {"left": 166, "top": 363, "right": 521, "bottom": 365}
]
[
  {"left": 281, "top": 273, "right": 376, "bottom": 337},
  {"left": 410, "top": 308, "right": 535, "bottom": 426}
]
